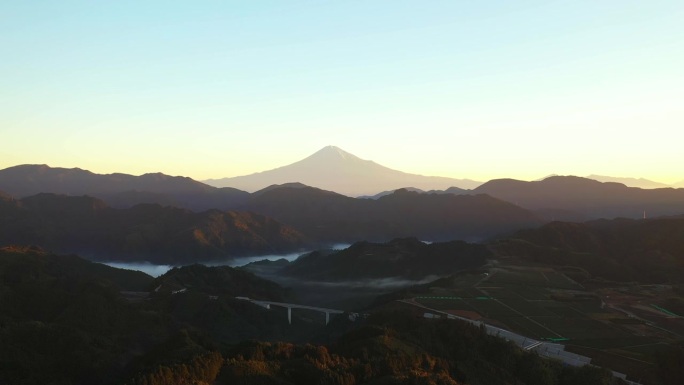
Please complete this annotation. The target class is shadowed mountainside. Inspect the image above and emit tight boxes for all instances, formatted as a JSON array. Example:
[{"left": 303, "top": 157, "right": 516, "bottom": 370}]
[
  {"left": 0, "top": 164, "right": 249, "bottom": 211},
  {"left": 280, "top": 237, "right": 490, "bottom": 281},
  {"left": 360, "top": 186, "right": 469, "bottom": 200},
  {"left": 0, "top": 188, "right": 540, "bottom": 264},
  {"left": 204, "top": 145, "right": 482, "bottom": 196},
  {"left": 5, "top": 164, "right": 684, "bottom": 224},
  {"left": 474, "top": 175, "right": 684, "bottom": 220},
  {"left": 246, "top": 186, "right": 542, "bottom": 243},
  {"left": 153, "top": 264, "right": 287, "bottom": 301},
  {"left": 493, "top": 217, "right": 684, "bottom": 283},
  {"left": 0, "top": 193, "right": 309, "bottom": 264},
  {"left": 0, "top": 245, "right": 154, "bottom": 291},
  {"left": 359, "top": 186, "right": 426, "bottom": 199},
  {"left": 0, "top": 246, "right": 167, "bottom": 384}
]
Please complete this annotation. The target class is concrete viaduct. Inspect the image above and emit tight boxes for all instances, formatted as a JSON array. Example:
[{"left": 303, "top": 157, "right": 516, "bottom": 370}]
[{"left": 236, "top": 297, "right": 345, "bottom": 325}]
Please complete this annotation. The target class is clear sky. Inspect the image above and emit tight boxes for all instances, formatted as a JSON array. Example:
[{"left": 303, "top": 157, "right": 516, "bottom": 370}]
[{"left": 2, "top": 1, "right": 683, "bottom": 183}]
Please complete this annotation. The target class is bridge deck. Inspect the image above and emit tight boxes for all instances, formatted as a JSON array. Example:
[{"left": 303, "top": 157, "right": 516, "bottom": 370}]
[
  {"left": 251, "top": 300, "right": 345, "bottom": 314},
  {"left": 236, "top": 297, "right": 345, "bottom": 314}
]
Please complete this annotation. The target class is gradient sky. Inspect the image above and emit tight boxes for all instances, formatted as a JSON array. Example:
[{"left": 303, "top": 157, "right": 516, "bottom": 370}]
[{"left": 2, "top": 1, "right": 683, "bottom": 183}]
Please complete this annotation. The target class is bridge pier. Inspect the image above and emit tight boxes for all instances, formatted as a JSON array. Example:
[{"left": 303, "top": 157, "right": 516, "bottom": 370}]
[{"left": 235, "top": 297, "right": 344, "bottom": 327}]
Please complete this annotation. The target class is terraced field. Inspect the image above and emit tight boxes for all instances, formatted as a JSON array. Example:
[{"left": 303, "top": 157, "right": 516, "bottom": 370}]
[{"left": 412, "top": 266, "right": 681, "bottom": 381}]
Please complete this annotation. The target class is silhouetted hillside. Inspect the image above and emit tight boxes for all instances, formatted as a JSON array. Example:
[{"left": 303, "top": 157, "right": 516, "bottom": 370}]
[
  {"left": 587, "top": 174, "right": 671, "bottom": 189},
  {"left": 0, "top": 194, "right": 310, "bottom": 264},
  {"left": 427, "top": 186, "right": 469, "bottom": 195},
  {"left": 252, "top": 182, "right": 311, "bottom": 196},
  {"left": 0, "top": 246, "right": 167, "bottom": 384},
  {"left": 493, "top": 217, "right": 684, "bottom": 283},
  {"left": 359, "top": 186, "right": 426, "bottom": 199},
  {"left": 153, "top": 264, "right": 286, "bottom": 301},
  {"left": 282, "top": 238, "right": 490, "bottom": 281},
  {"left": 474, "top": 176, "right": 684, "bottom": 220},
  {"left": 0, "top": 187, "right": 539, "bottom": 263},
  {"left": 0, "top": 245, "right": 153, "bottom": 291},
  {"left": 247, "top": 186, "right": 541, "bottom": 243},
  {"left": 0, "top": 164, "right": 249, "bottom": 211},
  {"left": 144, "top": 264, "right": 333, "bottom": 346}
]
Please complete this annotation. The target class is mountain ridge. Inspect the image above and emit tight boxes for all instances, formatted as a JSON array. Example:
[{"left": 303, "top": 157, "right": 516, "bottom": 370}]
[
  {"left": 586, "top": 174, "right": 671, "bottom": 189},
  {"left": 473, "top": 175, "right": 684, "bottom": 220},
  {"left": 3, "top": 162, "right": 684, "bottom": 223},
  {"left": 246, "top": 186, "right": 542, "bottom": 243},
  {"left": 0, "top": 193, "right": 309, "bottom": 264},
  {"left": 0, "top": 164, "right": 249, "bottom": 211}
]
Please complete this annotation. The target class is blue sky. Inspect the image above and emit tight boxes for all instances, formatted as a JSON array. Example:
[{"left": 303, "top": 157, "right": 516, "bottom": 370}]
[{"left": 2, "top": 1, "right": 683, "bottom": 183}]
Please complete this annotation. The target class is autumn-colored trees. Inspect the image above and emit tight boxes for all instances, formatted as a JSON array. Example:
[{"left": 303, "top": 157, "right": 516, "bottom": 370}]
[{"left": 127, "top": 352, "right": 223, "bottom": 385}]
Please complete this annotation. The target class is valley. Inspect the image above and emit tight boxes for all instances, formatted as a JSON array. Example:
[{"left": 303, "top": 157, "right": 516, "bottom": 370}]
[
  {"left": 1, "top": 154, "right": 683, "bottom": 385},
  {"left": 3, "top": 234, "right": 682, "bottom": 384}
]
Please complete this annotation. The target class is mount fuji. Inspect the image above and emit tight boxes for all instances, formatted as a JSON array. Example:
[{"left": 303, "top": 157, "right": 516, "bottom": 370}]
[{"left": 204, "top": 146, "right": 481, "bottom": 196}]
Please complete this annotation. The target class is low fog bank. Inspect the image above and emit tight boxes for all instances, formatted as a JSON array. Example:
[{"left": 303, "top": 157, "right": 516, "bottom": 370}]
[
  {"left": 279, "top": 275, "right": 439, "bottom": 310},
  {"left": 103, "top": 261, "right": 175, "bottom": 277},
  {"left": 243, "top": 262, "right": 442, "bottom": 309},
  {"left": 102, "top": 243, "right": 351, "bottom": 277},
  {"left": 101, "top": 243, "right": 432, "bottom": 311},
  {"left": 257, "top": 273, "right": 440, "bottom": 290}
]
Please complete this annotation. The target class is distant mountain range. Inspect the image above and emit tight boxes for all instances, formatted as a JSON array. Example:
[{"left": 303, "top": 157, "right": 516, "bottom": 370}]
[
  {"left": 203, "top": 145, "right": 482, "bottom": 196},
  {"left": 358, "top": 186, "right": 467, "bottom": 199},
  {"left": 354, "top": 175, "right": 684, "bottom": 221},
  {"left": 586, "top": 174, "right": 672, "bottom": 189},
  {"left": 472, "top": 176, "right": 684, "bottom": 220},
  {"left": 0, "top": 187, "right": 541, "bottom": 262},
  {"left": 0, "top": 164, "right": 249, "bottom": 211},
  {"left": 2, "top": 153, "right": 684, "bottom": 264},
  {"left": 246, "top": 186, "right": 541, "bottom": 243}
]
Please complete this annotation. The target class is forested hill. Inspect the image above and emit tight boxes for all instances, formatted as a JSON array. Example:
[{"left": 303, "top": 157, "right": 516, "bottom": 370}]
[
  {"left": 152, "top": 264, "right": 286, "bottom": 301},
  {"left": 0, "top": 193, "right": 309, "bottom": 264},
  {"left": 0, "top": 188, "right": 541, "bottom": 264},
  {"left": 493, "top": 217, "right": 684, "bottom": 283},
  {"left": 212, "top": 310, "right": 619, "bottom": 385},
  {"left": 248, "top": 186, "right": 541, "bottom": 243},
  {"left": 281, "top": 238, "right": 490, "bottom": 281}
]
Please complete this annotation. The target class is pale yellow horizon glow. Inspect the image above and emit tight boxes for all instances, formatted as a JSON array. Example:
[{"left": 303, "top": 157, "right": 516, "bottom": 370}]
[{"left": 2, "top": 1, "right": 683, "bottom": 185}]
